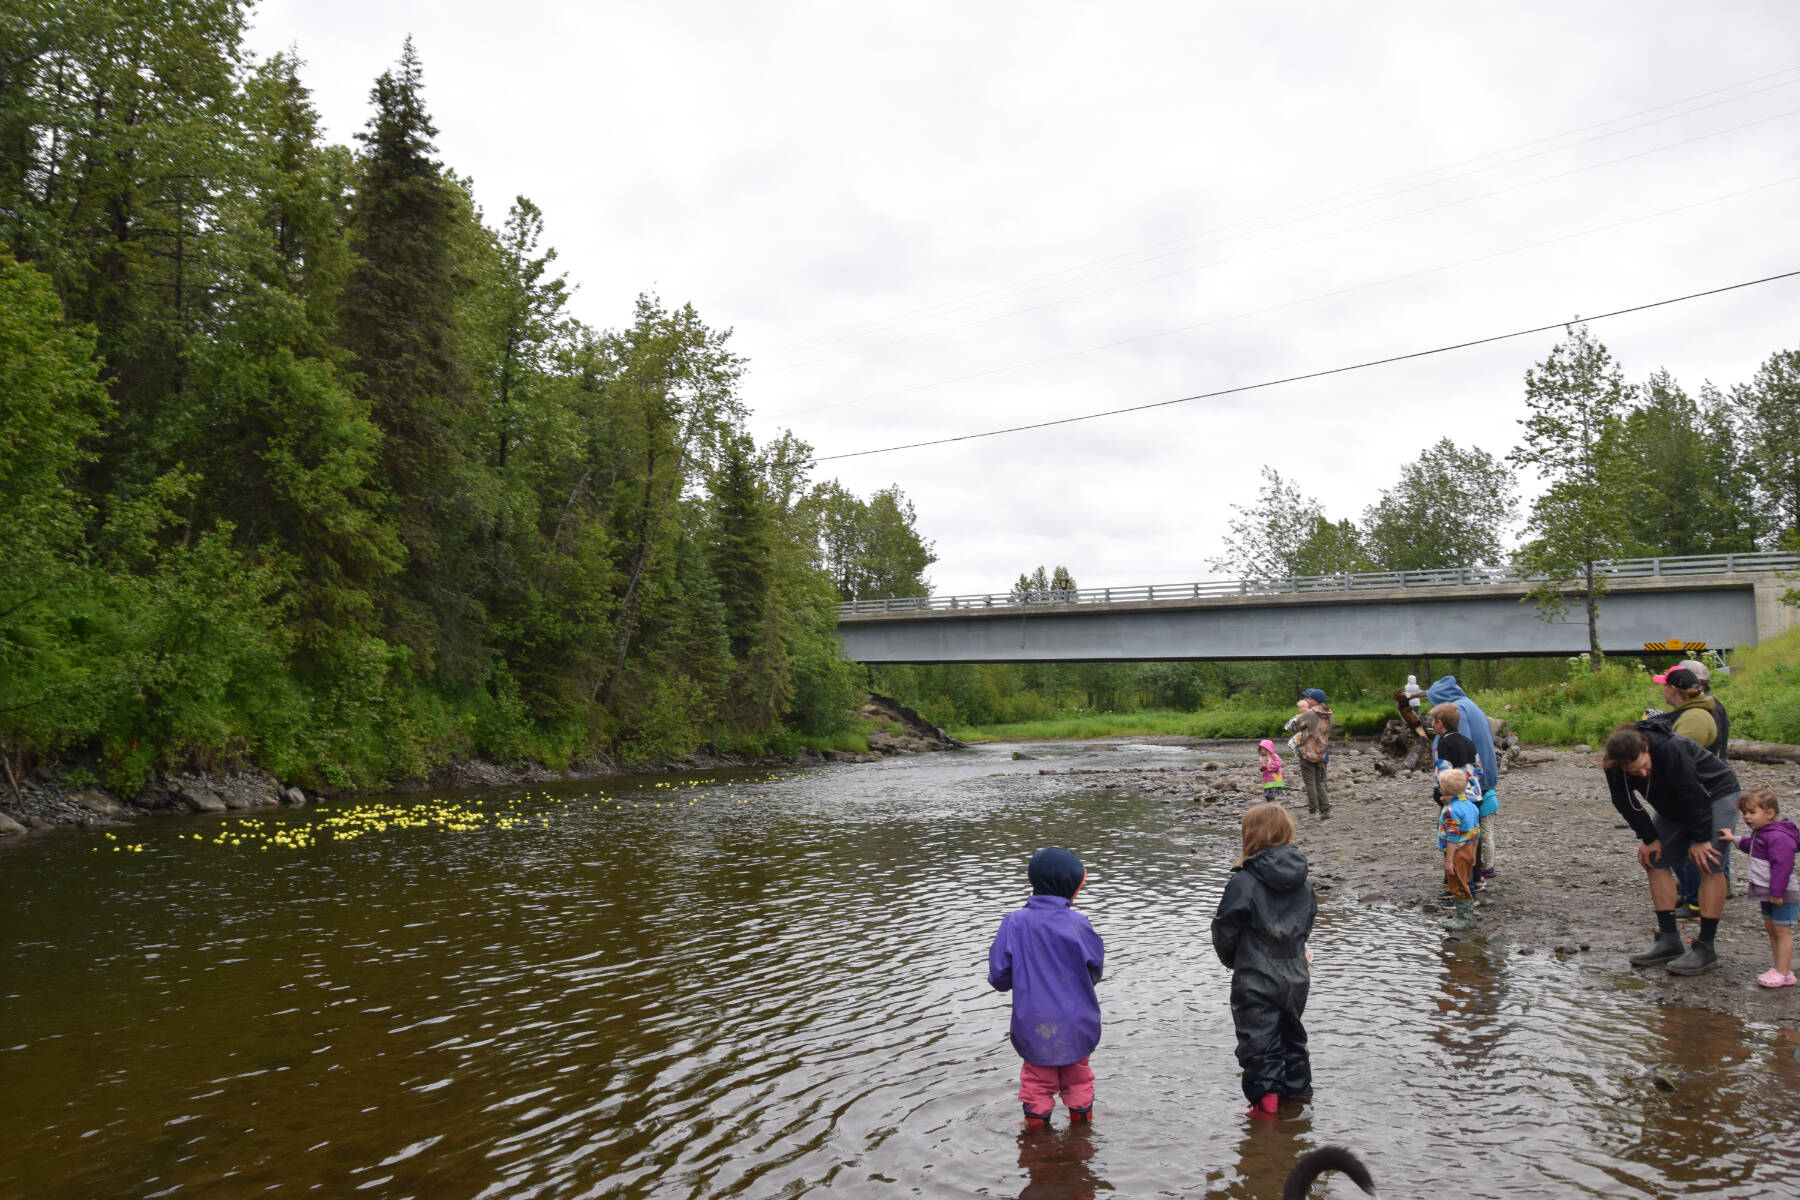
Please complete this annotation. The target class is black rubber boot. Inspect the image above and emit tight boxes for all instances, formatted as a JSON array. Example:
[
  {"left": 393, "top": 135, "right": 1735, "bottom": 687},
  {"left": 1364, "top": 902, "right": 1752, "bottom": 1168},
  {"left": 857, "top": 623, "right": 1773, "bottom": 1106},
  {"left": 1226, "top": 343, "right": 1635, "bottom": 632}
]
[
  {"left": 1628, "top": 929, "right": 1685, "bottom": 967},
  {"left": 1666, "top": 940, "right": 1720, "bottom": 976}
]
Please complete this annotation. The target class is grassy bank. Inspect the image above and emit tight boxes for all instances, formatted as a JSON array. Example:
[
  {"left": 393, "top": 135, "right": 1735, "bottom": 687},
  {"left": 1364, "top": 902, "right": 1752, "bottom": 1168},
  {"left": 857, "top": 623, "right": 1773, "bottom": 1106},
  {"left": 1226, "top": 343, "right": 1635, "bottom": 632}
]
[
  {"left": 949, "top": 627, "right": 1800, "bottom": 747},
  {"left": 948, "top": 701, "right": 1395, "bottom": 744}
]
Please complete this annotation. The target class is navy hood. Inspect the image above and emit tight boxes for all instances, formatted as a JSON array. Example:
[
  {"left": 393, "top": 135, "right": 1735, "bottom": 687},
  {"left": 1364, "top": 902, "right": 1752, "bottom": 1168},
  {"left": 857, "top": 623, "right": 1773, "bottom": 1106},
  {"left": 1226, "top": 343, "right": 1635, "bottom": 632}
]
[
  {"left": 1028, "top": 846, "right": 1086, "bottom": 898},
  {"left": 1245, "top": 844, "right": 1309, "bottom": 892}
]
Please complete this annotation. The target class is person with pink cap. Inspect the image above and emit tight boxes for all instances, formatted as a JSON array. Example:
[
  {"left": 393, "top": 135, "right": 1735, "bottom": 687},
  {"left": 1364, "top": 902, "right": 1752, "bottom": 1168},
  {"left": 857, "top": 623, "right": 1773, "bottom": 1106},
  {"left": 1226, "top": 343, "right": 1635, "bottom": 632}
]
[{"left": 1650, "top": 666, "right": 1717, "bottom": 750}]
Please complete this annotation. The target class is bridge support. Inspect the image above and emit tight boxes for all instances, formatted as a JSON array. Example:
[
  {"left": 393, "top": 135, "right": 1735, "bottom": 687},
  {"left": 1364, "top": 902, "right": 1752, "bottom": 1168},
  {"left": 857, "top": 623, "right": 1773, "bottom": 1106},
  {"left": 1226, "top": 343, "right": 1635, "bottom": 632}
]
[{"left": 1754, "top": 580, "right": 1800, "bottom": 644}]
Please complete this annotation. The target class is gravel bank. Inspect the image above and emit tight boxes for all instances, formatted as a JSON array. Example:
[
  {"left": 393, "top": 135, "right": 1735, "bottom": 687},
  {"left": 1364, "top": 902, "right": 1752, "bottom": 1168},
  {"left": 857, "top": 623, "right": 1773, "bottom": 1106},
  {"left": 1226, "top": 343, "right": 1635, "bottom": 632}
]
[{"left": 1043, "top": 740, "right": 1800, "bottom": 1024}]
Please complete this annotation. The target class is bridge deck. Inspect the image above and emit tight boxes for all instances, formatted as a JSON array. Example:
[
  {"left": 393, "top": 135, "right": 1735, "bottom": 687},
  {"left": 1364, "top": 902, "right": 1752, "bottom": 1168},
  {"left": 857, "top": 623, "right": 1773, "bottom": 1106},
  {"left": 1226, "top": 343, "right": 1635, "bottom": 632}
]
[{"left": 834, "top": 569, "right": 1797, "bottom": 663}]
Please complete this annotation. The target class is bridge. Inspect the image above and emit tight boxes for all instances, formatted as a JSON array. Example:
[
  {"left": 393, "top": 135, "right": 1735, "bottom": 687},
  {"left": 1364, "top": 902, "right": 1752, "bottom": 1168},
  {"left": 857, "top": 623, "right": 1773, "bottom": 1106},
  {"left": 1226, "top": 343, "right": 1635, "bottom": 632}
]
[{"left": 833, "top": 553, "right": 1800, "bottom": 664}]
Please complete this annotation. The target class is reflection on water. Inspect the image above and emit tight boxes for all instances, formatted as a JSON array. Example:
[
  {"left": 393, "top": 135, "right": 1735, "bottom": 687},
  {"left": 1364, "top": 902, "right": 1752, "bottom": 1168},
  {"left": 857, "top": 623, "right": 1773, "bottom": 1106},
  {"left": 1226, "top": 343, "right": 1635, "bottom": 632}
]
[{"left": 2, "top": 742, "right": 1798, "bottom": 1198}]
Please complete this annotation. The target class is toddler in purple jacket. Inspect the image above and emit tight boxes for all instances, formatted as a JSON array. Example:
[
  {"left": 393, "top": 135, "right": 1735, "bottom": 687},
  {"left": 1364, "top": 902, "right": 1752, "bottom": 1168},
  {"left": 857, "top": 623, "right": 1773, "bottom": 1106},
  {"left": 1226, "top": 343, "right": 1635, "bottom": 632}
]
[
  {"left": 1719, "top": 783, "right": 1799, "bottom": 988},
  {"left": 988, "top": 846, "right": 1105, "bottom": 1127}
]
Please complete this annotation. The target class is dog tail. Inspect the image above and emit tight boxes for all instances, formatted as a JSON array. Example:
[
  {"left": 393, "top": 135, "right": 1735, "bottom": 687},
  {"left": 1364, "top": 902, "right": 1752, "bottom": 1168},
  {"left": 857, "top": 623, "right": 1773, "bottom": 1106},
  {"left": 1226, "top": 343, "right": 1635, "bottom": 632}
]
[{"left": 1281, "top": 1145, "right": 1375, "bottom": 1199}]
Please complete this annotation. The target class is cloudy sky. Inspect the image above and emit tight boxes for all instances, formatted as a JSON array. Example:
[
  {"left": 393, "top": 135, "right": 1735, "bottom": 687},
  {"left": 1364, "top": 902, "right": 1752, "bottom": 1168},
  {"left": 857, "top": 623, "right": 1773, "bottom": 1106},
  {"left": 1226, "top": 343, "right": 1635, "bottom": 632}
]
[{"left": 247, "top": 1, "right": 1800, "bottom": 596}]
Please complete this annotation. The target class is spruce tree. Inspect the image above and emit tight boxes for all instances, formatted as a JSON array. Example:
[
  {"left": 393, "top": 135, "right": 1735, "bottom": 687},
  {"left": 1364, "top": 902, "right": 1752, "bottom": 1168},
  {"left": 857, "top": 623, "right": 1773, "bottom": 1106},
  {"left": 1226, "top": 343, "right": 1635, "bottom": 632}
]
[{"left": 340, "top": 39, "right": 474, "bottom": 668}]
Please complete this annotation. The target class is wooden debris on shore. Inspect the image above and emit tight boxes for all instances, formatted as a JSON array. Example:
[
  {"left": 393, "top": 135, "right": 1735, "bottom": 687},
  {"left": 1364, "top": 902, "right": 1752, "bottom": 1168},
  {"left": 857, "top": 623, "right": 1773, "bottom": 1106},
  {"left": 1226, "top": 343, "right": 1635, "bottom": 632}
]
[{"left": 1728, "top": 739, "right": 1800, "bottom": 766}]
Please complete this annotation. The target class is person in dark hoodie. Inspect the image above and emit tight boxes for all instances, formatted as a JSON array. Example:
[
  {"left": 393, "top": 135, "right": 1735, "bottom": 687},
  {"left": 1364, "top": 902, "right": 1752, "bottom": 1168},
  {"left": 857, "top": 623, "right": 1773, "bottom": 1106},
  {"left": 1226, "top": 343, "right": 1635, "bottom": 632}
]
[
  {"left": 1602, "top": 721, "right": 1742, "bottom": 976},
  {"left": 1665, "top": 659, "right": 1731, "bottom": 917},
  {"left": 989, "top": 847, "right": 1106, "bottom": 1127},
  {"left": 1212, "top": 802, "right": 1316, "bottom": 1118}
]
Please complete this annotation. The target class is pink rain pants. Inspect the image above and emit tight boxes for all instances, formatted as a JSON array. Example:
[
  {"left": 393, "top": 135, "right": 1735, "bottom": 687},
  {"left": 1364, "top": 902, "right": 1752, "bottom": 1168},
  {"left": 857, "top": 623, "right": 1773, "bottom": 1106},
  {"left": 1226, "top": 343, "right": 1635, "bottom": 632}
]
[{"left": 1018, "top": 1057, "right": 1094, "bottom": 1113}]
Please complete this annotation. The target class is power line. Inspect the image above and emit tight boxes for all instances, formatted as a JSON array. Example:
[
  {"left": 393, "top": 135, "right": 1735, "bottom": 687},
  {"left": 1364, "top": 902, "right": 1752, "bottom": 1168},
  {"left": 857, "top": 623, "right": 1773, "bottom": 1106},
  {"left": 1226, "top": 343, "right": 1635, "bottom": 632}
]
[
  {"left": 804, "top": 268, "right": 1800, "bottom": 465},
  {"left": 757, "top": 173, "right": 1800, "bottom": 422},
  {"left": 762, "top": 102, "right": 1800, "bottom": 379},
  {"left": 757, "top": 65, "right": 1800, "bottom": 362}
]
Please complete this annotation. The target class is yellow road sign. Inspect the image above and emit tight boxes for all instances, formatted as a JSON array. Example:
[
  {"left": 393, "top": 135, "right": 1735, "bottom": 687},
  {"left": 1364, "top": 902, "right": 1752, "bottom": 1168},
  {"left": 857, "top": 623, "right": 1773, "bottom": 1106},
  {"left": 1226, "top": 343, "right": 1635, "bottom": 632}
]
[{"left": 1643, "top": 638, "right": 1707, "bottom": 652}]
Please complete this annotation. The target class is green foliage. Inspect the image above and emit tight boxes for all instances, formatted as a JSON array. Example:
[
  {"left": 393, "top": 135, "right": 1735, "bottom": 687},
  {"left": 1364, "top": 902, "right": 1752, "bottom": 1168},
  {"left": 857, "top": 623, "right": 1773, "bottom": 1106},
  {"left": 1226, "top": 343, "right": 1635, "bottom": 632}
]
[
  {"left": 1508, "top": 324, "right": 1639, "bottom": 665},
  {"left": 1211, "top": 466, "right": 1375, "bottom": 581},
  {"left": 1362, "top": 438, "right": 1518, "bottom": 570},
  {"left": 1475, "top": 659, "right": 1649, "bottom": 747},
  {"left": 800, "top": 480, "right": 936, "bottom": 601},
  {"left": 1613, "top": 372, "right": 1762, "bottom": 556},
  {"left": 948, "top": 701, "right": 1394, "bottom": 744},
  {"left": 1744, "top": 349, "right": 1800, "bottom": 541},
  {"left": 1, "top": 27, "right": 884, "bottom": 791},
  {"left": 1721, "top": 626, "right": 1800, "bottom": 745}
]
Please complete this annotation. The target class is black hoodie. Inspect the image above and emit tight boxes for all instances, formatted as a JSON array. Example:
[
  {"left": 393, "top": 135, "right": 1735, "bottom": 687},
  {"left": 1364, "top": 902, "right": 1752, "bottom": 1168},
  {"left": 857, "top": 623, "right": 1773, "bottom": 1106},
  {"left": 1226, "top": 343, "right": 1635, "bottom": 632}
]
[
  {"left": 1604, "top": 721, "right": 1741, "bottom": 846},
  {"left": 1212, "top": 845, "right": 1316, "bottom": 984}
]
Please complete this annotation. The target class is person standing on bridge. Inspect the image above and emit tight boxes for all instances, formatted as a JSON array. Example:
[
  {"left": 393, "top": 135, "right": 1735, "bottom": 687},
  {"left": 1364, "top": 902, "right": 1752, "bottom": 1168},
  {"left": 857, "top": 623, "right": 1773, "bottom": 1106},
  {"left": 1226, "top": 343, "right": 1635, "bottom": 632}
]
[
  {"left": 1603, "top": 722, "right": 1742, "bottom": 976},
  {"left": 1287, "top": 690, "right": 1333, "bottom": 818}
]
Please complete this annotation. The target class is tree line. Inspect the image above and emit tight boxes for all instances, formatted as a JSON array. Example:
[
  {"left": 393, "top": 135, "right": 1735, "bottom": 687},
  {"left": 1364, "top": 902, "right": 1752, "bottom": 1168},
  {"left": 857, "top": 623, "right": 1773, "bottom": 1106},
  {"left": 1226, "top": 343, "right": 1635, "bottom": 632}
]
[{"left": 1, "top": 10, "right": 933, "bottom": 791}]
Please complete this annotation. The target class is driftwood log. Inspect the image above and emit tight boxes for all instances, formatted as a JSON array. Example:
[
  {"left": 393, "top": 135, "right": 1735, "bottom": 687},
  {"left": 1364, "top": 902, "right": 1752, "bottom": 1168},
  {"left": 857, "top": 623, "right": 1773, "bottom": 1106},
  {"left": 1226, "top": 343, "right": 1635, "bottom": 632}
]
[{"left": 1728, "top": 740, "right": 1800, "bottom": 766}]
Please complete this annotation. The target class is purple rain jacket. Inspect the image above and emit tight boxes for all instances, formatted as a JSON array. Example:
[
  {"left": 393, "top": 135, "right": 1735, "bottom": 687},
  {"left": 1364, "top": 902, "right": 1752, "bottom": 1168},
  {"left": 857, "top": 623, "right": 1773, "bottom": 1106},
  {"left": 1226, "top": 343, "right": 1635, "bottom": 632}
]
[
  {"left": 1740, "top": 818, "right": 1800, "bottom": 902},
  {"left": 987, "top": 895, "right": 1105, "bottom": 1066}
]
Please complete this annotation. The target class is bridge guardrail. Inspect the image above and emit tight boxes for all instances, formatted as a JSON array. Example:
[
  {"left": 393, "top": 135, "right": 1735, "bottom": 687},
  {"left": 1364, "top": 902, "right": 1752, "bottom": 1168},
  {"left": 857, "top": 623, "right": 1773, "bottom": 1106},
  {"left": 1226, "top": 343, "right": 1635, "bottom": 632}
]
[{"left": 834, "top": 552, "right": 1800, "bottom": 615}]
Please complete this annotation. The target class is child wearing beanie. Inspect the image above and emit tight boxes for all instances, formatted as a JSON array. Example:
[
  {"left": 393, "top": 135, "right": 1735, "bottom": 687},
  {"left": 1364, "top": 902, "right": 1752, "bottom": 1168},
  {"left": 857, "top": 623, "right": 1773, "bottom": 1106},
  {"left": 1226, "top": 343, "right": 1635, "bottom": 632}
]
[{"left": 988, "top": 846, "right": 1106, "bottom": 1127}]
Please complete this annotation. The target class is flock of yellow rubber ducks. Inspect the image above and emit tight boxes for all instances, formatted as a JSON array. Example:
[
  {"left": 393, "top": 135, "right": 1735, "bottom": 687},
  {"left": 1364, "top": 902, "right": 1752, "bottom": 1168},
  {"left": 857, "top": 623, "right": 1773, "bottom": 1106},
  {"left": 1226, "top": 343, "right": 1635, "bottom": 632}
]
[{"left": 93, "top": 774, "right": 786, "bottom": 854}]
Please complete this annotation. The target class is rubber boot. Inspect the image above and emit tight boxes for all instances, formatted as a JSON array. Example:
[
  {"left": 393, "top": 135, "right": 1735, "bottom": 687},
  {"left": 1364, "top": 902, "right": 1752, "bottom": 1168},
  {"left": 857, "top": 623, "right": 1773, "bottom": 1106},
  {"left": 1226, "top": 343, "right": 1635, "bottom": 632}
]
[
  {"left": 1443, "top": 899, "right": 1475, "bottom": 931},
  {"left": 1665, "top": 939, "right": 1720, "bottom": 976},
  {"left": 1068, "top": 1105, "right": 1092, "bottom": 1124},
  {"left": 1022, "top": 1105, "right": 1052, "bottom": 1128},
  {"left": 1245, "top": 1093, "right": 1279, "bottom": 1120},
  {"left": 1628, "top": 928, "right": 1685, "bottom": 967}
]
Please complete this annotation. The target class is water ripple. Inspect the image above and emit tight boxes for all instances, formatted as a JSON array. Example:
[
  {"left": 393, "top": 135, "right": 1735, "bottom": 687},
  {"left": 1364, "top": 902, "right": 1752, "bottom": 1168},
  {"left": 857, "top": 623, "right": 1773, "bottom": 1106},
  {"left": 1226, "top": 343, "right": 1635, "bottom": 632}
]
[{"left": 3, "top": 746, "right": 1797, "bottom": 1197}]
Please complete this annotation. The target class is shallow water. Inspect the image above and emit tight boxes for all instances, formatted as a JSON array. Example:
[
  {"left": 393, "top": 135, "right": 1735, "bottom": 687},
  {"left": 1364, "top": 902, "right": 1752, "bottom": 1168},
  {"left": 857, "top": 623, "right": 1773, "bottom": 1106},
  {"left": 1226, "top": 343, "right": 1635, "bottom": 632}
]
[{"left": 3, "top": 741, "right": 1798, "bottom": 1198}]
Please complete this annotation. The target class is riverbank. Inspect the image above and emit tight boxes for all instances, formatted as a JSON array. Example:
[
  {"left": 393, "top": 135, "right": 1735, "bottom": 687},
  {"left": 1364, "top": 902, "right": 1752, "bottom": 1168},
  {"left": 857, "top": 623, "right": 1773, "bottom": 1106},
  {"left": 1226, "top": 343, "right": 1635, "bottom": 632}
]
[
  {"left": 0, "top": 694, "right": 961, "bottom": 838},
  {"left": 1038, "top": 739, "right": 1800, "bottom": 1024}
]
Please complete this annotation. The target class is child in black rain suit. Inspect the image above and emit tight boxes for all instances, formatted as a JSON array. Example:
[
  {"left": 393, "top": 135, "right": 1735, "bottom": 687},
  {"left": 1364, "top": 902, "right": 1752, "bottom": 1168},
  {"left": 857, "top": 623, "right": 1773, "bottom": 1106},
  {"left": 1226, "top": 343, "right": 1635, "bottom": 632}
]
[{"left": 1211, "top": 801, "right": 1316, "bottom": 1118}]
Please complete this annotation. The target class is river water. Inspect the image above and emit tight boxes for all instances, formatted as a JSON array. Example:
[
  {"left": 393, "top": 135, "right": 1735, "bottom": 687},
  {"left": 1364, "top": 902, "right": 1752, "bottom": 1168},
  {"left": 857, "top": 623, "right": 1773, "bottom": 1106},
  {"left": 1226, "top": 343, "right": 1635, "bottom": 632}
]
[{"left": 4, "top": 741, "right": 1799, "bottom": 1198}]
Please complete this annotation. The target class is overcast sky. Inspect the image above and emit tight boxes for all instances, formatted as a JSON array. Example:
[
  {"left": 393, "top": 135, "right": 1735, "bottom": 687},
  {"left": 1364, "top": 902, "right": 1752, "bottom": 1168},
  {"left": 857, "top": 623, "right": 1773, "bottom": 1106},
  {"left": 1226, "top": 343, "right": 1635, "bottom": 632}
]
[{"left": 247, "top": 1, "right": 1800, "bottom": 596}]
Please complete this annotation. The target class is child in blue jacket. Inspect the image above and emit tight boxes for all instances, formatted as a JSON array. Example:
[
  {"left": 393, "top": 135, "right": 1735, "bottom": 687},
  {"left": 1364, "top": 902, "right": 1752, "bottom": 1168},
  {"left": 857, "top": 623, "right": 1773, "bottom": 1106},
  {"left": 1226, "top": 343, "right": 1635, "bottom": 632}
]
[{"left": 1438, "top": 767, "right": 1481, "bottom": 932}]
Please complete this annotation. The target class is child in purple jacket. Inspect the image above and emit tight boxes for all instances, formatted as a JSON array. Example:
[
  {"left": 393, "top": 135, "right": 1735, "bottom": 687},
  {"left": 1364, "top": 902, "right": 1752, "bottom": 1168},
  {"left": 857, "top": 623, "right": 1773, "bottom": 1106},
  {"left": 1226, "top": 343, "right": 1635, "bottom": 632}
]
[
  {"left": 1719, "top": 783, "right": 1799, "bottom": 988},
  {"left": 988, "top": 846, "right": 1105, "bottom": 1127}
]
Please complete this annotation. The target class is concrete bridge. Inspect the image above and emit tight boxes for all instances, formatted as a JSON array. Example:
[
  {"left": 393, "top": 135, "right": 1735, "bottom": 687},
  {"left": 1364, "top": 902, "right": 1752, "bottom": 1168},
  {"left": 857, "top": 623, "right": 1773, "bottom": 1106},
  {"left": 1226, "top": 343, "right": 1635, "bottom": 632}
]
[{"left": 833, "top": 554, "right": 1800, "bottom": 664}]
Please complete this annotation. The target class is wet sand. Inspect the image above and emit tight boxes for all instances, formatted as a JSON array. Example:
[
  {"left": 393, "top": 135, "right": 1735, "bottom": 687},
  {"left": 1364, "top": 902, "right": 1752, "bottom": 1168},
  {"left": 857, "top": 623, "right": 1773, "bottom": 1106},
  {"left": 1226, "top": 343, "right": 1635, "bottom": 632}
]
[{"left": 1294, "top": 745, "right": 1800, "bottom": 1022}]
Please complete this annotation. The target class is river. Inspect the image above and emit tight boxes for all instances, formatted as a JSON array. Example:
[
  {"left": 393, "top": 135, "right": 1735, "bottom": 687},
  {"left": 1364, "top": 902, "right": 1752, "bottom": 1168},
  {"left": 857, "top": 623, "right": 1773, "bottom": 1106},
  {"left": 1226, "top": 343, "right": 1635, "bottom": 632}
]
[{"left": 4, "top": 741, "right": 1797, "bottom": 1198}]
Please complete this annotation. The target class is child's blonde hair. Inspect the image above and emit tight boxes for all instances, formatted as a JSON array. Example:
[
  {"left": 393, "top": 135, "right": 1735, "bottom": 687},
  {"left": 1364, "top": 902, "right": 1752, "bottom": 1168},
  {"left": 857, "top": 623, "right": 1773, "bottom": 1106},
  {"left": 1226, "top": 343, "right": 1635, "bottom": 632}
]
[
  {"left": 1739, "top": 784, "right": 1779, "bottom": 816},
  {"left": 1239, "top": 802, "right": 1294, "bottom": 865},
  {"left": 1438, "top": 767, "right": 1469, "bottom": 797}
]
